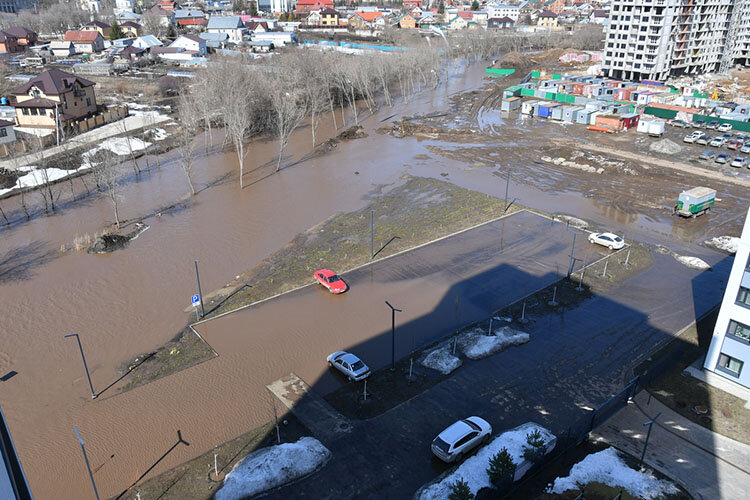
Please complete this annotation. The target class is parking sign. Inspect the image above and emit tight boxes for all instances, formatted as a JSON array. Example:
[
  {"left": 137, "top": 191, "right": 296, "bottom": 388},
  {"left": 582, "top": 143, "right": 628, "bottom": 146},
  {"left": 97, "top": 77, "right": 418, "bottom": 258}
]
[{"left": 191, "top": 294, "right": 200, "bottom": 307}]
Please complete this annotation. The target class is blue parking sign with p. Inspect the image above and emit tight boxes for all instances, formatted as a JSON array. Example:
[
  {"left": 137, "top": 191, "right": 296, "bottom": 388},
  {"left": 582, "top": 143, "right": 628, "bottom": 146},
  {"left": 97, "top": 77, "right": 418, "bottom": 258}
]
[{"left": 191, "top": 294, "right": 200, "bottom": 307}]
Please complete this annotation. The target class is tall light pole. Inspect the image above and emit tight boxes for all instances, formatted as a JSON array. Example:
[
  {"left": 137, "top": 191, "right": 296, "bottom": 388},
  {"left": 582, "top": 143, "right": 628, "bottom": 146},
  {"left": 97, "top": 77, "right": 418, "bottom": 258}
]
[
  {"left": 64, "top": 333, "right": 96, "bottom": 399},
  {"left": 74, "top": 426, "right": 100, "bottom": 500},
  {"left": 385, "top": 301, "right": 402, "bottom": 371},
  {"left": 194, "top": 259, "right": 205, "bottom": 318},
  {"left": 567, "top": 229, "right": 578, "bottom": 278}
]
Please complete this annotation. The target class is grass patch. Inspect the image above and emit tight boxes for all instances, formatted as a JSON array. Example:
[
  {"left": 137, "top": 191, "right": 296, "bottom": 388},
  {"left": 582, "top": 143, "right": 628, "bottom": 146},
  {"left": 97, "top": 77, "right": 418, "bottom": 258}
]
[
  {"left": 643, "top": 309, "right": 750, "bottom": 445},
  {"left": 113, "top": 415, "right": 309, "bottom": 500}
]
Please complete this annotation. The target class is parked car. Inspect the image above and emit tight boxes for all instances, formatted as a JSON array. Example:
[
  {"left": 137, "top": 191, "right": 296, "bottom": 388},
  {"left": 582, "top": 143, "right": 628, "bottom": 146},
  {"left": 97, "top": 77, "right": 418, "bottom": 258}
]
[
  {"left": 699, "top": 150, "right": 716, "bottom": 160},
  {"left": 327, "top": 351, "right": 370, "bottom": 381},
  {"left": 313, "top": 269, "right": 348, "bottom": 294},
  {"left": 741, "top": 144, "right": 750, "bottom": 154},
  {"left": 588, "top": 232, "right": 625, "bottom": 250},
  {"left": 710, "top": 137, "right": 727, "bottom": 147},
  {"left": 715, "top": 153, "right": 730, "bottom": 164},
  {"left": 721, "top": 133, "right": 734, "bottom": 141},
  {"left": 431, "top": 417, "right": 492, "bottom": 463},
  {"left": 695, "top": 135, "right": 710, "bottom": 145},
  {"left": 706, "top": 120, "right": 720, "bottom": 130},
  {"left": 718, "top": 123, "right": 733, "bottom": 132},
  {"left": 683, "top": 131, "right": 702, "bottom": 143},
  {"left": 670, "top": 119, "right": 689, "bottom": 128},
  {"left": 731, "top": 157, "right": 746, "bottom": 168},
  {"left": 727, "top": 140, "right": 743, "bottom": 150},
  {"left": 691, "top": 120, "right": 706, "bottom": 128}
]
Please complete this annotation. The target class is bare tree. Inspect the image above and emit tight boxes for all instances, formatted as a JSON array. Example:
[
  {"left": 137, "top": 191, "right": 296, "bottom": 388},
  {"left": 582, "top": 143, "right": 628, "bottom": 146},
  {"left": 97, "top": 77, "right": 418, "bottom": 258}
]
[
  {"left": 270, "top": 81, "right": 306, "bottom": 172},
  {"left": 94, "top": 153, "right": 123, "bottom": 228},
  {"left": 177, "top": 94, "right": 198, "bottom": 196},
  {"left": 220, "top": 66, "right": 254, "bottom": 188},
  {"left": 141, "top": 13, "right": 165, "bottom": 38}
]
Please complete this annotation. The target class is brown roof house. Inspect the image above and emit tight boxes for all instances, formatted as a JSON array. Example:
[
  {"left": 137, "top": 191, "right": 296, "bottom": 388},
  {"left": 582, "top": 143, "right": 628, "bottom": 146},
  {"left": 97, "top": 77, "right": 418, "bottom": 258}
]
[
  {"left": 0, "top": 31, "right": 22, "bottom": 53},
  {"left": 64, "top": 30, "right": 105, "bottom": 53},
  {"left": 12, "top": 69, "right": 97, "bottom": 132},
  {"left": 3, "top": 27, "right": 37, "bottom": 48},
  {"left": 82, "top": 21, "right": 112, "bottom": 38}
]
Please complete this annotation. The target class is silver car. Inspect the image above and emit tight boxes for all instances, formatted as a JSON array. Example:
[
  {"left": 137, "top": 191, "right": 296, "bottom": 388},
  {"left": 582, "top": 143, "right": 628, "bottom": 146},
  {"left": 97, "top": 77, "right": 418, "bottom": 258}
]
[
  {"left": 327, "top": 351, "right": 370, "bottom": 381},
  {"left": 710, "top": 137, "right": 726, "bottom": 147},
  {"left": 431, "top": 417, "right": 492, "bottom": 463}
]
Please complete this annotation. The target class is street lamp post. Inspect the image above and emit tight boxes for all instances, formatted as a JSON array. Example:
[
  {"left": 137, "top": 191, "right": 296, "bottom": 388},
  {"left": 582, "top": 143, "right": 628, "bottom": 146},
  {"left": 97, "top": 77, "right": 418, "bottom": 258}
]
[
  {"left": 194, "top": 259, "right": 205, "bottom": 318},
  {"left": 74, "top": 426, "right": 100, "bottom": 500},
  {"left": 64, "top": 333, "right": 96, "bottom": 399},
  {"left": 385, "top": 301, "right": 402, "bottom": 371},
  {"left": 639, "top": 411, "right": 662, "bottom": 469}
]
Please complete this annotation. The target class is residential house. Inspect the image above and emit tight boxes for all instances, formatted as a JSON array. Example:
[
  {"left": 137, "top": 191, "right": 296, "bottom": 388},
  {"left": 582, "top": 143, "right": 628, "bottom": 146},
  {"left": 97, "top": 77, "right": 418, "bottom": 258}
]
[
  {"left": 206, "top": 16, "right": 246, "bottom": 43},
  {"left": 487, "top": 16, "right": 514, "bottom": 28},
  {"left": 157, "top": 0, "right": 177, "bottom": 9},
  {"left": 3, "top": 27, "right": 37, "bottom": 48},
  {"left": 115, "top": 44, "right": 146, "bottom": 62},
  {"left": 457, "top": 11, "right": 473, "bottom": 22},
  {"left": 146, "top": 5, "right": 176, "bottom": 26},
  {"left": 169, "top": 33, "right": 206, "bottom": 56},
  {"left": 349, "top": 11, "right": 384, "bottom": 29},
  {"left": 79, "top": 0, "right": 101, "bottom": 12},
  {"left": 174, "top": 9, "right": 207, "bottom": 29},
  {"left": 0, "top": 32, "right": 21, "bottom": 53},
  {"left": 319, "top": 7, "right": 339, "bottom": 26},
  {"left": 246, "top": 21, "right": 270, "bottom": 32},
  {"left": 50, "top": 40, "right": 76, "bottom": 57},
  {"left": 114, "top": 0, "right": 134, "bottom": 15},
  {"left": 11, "top": 69, "right": 97, "bottom": 131},
  {"left": 132, "top": 35, "right": 164, "bottom": 51},
  {"left": 0, "top": 119, "right": 16, "bottom": 146},
  {"left": 472, "top": 10, "right": 489, "bottom": 26},
  {"left": 120, "top": 21, "right": 142, "bottom": 38},
  {"left": 305, "top": 10, "right": 322, "bottom": 25},
  {"left": 82, "top": 21, "right": 112, "bottom": 38},
  {"left": 403, "top": 0, "right": 421, "bottom": 10},
  {"left": 392, "top": 13, "right": 417, "bottom": 29},
  {"left": 64, "top": 31, "right": 105, "bottom": 54},
  {"left": 411, "top": 6, "right": 423, "bottom": 17},
  {"left": 557, "top": 10, "right": 578, "bottom": 24},
  {"left": 486, "top": 3, "right": 521, "bottom": 21},
  {"left": 543, "top": 0, "right": 565, "bottom": 14},
  {"left": 447, "top": 15, "right": 468, "bottom": 30},
  {"left": 537, "top": 10, "right": 558, "bottom": 28},
  {"left": 198, "top": 32, "right": 229, "bottom": 50},
  {"left": 417, "top": 12, "right": 439, "bottom": 27},
  {"left": 589, "top": 9, "right": 608, "bottom": 25},
  {"left": 294, "top": 0, "right": 334, "bottom": 15}
]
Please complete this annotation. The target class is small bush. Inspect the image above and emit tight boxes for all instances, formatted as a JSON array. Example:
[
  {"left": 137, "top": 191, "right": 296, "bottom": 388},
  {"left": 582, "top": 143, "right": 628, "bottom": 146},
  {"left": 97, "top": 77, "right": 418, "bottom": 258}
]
[
  {"left": 448, "top": 479, "right": 474, "bottom": 500},
  {"left": 487, "top": 447, "right": 515, "bottom": 483},
  {"left": 522, "top": 429, "right": 546, "bottom": 463},
  {"left": 158, "top": 76, "right": 180, "bottom": 97}
]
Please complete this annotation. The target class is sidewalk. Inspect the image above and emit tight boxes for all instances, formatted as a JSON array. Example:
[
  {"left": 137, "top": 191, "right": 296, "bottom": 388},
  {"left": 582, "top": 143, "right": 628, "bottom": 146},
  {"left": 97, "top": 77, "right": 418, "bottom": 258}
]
[
  {"left": 0, "top": 114, "right": 171, "bottom": 170},
  {"left": 592, "top": 391, "right": 750, "bottom": 500}
]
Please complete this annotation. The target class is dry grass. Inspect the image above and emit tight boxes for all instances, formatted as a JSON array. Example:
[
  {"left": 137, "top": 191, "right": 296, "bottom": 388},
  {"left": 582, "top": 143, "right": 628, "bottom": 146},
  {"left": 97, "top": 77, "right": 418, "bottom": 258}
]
[{"left": 72, "top": 233, "right": 92, "bottom": 251}]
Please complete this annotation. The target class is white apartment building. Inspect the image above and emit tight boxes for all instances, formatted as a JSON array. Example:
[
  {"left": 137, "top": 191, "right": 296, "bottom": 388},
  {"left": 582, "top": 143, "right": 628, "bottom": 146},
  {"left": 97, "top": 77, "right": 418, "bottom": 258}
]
[
  {"left": 487, "top": 3, "right": 521, "bottom": 21},
  {"left": 603, "top": 0, "right": 749, "bottom": 82},
  {"left": 704, "top": 206, "right": 750, "bottom": 388},
  {"left": 258, "top": 0, "right": 289, "bottom": 14}
]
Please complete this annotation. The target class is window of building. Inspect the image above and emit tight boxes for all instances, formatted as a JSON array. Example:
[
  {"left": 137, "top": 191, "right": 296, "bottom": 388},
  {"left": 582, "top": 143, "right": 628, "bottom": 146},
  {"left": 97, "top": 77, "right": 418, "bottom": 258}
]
[
  {"left": 0, "top": 128, "right": 7, "bottom": 138},
  {"left": 737, "top": 287, "right": 750, "bottom": 308},
  {"left": 22, "top": 108, "right": 29, "bottom": 115},
  {"left": 717, "top": 353, "right": 743, "bottom": 377},
  {"left": 728, "top": 320, "right": 750, "bottom": 342},
  {"left": 86, "top": 98, "right": 91, "bottom": 106}
]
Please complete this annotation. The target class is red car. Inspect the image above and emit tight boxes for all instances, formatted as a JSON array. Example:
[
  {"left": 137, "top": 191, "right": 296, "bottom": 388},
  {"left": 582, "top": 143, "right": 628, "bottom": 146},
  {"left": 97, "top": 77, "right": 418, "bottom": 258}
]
[{"left": 314, "top": 269, "right": 348, "bottom": 294}]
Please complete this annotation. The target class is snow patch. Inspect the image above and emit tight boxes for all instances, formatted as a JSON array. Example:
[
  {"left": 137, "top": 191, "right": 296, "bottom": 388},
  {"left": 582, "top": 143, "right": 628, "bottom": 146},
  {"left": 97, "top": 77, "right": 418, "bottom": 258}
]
[
  {"left": 649, "top": 139, "right": 682, "bottom": 155},
  {"left": 675, "top": 255, "right": 711, "bottom": 270},
  {"left": 547, "top": 447, "right": 679, "bottom": 499},
  {"left": 0, "top": 165, "right": 92, "bottom": 197},
  {"left": 416, "top": 423, "right": 555, "bottom": 500},
  {"left": 541, "top": 156, "right": 604, "bottom": 174},
  {"left": 216, "top": 437, "right": 331, "bottom": 500},
  {"left": 557, "top": 215, "right": 589, "bottom": 229},
  {"left": 421, "top": 346, "right": 462, "bottom": 374},
  {"left": 459, "top": 326, "right": 529, "bottom": 360},
  {"left": 705, "top": 236, "right": 740, "bottom": 254}
]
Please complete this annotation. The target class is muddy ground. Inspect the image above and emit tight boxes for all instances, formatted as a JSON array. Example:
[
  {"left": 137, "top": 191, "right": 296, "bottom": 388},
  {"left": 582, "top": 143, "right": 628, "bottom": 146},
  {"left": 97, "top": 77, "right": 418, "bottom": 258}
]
[{"left": 378, "top": 73, "right": 749, "bottom": 246}]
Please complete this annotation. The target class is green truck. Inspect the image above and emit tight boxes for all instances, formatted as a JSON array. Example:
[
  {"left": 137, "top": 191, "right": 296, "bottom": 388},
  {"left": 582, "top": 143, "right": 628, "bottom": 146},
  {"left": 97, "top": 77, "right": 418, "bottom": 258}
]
[{"left": 674, "top": 187, "right": 716, "bottom": 218}]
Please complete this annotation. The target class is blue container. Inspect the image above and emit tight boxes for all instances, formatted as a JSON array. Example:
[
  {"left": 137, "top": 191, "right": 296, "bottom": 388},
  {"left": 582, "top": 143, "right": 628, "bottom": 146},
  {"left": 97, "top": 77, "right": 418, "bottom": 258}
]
[{"left": 0, "top": 97, "right": 7, "bottom": 105}]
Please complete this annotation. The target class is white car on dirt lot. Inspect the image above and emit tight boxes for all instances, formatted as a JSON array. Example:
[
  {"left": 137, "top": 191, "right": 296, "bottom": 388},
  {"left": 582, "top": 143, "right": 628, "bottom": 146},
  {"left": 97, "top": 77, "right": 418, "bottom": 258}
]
[
  {"left": 431, "top": 416, "right": 492, "bottom": 463},
  {"left": 683, "top": 131, "right": 702, "bottom": 143},
  {"left": 718, "top": 123, "right": 733, "bottom": 132},
  {"left": 588, "top": 232, "right": 625, "bottom": 250}
]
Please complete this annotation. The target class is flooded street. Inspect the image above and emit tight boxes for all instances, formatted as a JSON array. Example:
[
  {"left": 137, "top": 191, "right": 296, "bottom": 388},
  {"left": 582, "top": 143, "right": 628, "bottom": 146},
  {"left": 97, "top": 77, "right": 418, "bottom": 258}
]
[{"left": 0, "top": 61, "right": 745, "bottom": 498}]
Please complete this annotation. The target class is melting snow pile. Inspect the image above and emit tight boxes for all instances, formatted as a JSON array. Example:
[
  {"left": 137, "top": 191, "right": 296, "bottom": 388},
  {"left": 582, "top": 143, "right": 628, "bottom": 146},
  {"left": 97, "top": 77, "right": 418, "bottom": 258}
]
[
  {"left": 216, "top": 437, "right": 330, "bottom": 500},
  {"left": 0, "top": 165, "right": 92, "bottom": 197},
  {"left": 675, "top": 255, "right": 711, "bottom": 270},
  {"left": 705, "top": 236, "right": 740, "bottom": 254},
  {"left": 421, "top": 346, "right": 462, "bottom": 374},
  {"left": 89, "top": 137, "right": 151, "bottom": 156},
  {"left": 547, "top": 447, "right": 679, "bottom": 499},
  {"left": 649, "top": 139, "right": 682, "bottom": 155},
  {"left": 459, "top": 326, "right": 530, "bottom": 360},
  {"left": 541, "top": 156, "right": 604, "bottom": 174},
  {"left": 557, "top": 215, "right": 589, "bottom": 229},
  {"left": 416, "top": 423, "right": 555, "bottom": 500}
]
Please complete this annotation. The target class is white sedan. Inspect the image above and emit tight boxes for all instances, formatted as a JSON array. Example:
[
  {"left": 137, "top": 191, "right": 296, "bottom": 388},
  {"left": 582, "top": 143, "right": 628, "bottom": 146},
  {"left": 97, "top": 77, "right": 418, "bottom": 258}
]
[
  {"left": 718, "top": 123, "right": 733, "bottom": 132},
  {"left": 327, "top": 351, "right": 370, "bottom": 381},
  {"left": 588, "top": 232, "right": 625, "bottom": 250},
  {"left": 431, "top": 416, "right": 492, "bottom": 463}
]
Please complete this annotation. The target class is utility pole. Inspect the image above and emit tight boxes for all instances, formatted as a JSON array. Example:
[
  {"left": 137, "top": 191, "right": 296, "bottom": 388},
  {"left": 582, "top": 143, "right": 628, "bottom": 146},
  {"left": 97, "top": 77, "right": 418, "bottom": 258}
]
[
  {"left": 567, "top": 230, "right": 577, "bottom": 278},
  {"left": 64, "top": 333, "right": 96, "bottom": 399},
  {"left": 385, "top": 301, "right": 402, "bottom": 371},
  {"left": 55, "top": 103, "right": 60, "bottom": 146},
  {"left": 74, "top": 426, "right": 100, "bottom": 500},
  {"left": 639, "top": 412, "right": 662, "bottom": 469},
  {"left": 370, "top": 209, "right": 374, "bottom": 259},
  {"left": 504, "top": 169, "right": 510, "bottom": 212},
  {"left": 194, "top": 260, "right": 205, "bottom": 317}
]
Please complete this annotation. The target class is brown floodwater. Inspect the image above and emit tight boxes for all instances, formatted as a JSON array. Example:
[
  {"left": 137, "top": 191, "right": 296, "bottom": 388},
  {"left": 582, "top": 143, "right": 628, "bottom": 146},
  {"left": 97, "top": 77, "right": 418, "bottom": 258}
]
[{"left": 0, "top": 62, "right": 742, "bottom": 499}]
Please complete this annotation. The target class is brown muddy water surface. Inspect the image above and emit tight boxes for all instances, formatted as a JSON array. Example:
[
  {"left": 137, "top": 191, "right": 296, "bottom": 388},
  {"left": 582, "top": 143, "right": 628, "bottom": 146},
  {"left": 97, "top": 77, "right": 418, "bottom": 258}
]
[{"left": 0, "top": 63, "right": 746, "bottom": 498}]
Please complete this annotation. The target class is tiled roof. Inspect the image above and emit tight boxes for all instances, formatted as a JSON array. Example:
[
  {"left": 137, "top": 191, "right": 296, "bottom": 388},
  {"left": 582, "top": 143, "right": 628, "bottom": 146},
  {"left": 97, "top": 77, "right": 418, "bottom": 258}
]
[
  {"left": 12, "top": 69, "right": 95, "bottom": 96},
  {"left": 64, "top": 31, "right": 101, "bottom": 43}
]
